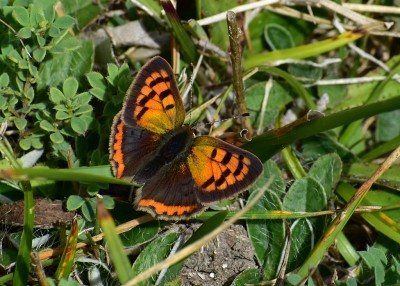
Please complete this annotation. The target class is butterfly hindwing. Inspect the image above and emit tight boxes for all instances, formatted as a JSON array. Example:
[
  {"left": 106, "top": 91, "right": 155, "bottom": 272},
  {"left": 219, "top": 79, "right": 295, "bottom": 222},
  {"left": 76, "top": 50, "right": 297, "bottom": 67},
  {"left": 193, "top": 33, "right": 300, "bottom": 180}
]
[
  {"left": 109, "top": 112, "right": 162, "bottom": 181},
  {"left": 136, "top": 159, "right": 204, "bottom": 219},
  {"left": 188, "top": 136, "right": 263, "bottom": 203},
  {"left": 122, "top": 57, "right": 185, "bottom": 134}
]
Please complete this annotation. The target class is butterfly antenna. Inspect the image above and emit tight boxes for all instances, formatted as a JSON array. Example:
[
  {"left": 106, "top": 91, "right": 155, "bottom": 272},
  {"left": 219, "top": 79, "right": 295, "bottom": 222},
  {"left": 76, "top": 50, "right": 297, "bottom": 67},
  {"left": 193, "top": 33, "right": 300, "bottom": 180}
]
[{"left": 194, "top": 112, "right": 250, "bottom": 132}]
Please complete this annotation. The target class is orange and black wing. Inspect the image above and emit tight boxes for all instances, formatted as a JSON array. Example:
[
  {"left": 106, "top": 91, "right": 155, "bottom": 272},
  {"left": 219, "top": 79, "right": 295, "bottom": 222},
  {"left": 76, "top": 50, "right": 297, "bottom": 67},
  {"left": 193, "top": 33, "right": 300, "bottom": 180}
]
[
  {"left": 187, "top": 136, "right": 263, "bottom": 203},
  {"left": 135, "top": 159, "right": 204, "bottom": 219},
  {"left": 122, "top": 56, "right": 185, "bottom": 134},
  {"left": 109, "top": 113, "right": 162, "bottom": 181}
]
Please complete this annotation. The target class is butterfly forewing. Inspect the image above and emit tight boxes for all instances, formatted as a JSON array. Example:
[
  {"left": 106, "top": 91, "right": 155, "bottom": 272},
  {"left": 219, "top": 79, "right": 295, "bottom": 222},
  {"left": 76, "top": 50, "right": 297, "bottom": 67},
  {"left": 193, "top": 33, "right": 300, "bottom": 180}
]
[
  {"left": 122, "top": 57, "right": 185, "bottom": 134},
  {"left": 188, "top": 136, "right": 263, "bottom": 203},
  {"left": 109, "top": 113, "right": 162, "bottom": 180}
]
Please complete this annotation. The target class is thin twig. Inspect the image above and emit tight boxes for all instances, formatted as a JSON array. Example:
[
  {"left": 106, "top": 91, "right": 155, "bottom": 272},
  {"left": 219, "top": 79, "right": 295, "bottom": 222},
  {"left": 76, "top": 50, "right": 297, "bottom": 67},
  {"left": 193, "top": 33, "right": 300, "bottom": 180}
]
[
  {"left": 343, "top": 3, "right": 400, "bottom": 15},
  {"left": 305, "top": 74, "right": 400, "bottom": 87},
  {"left": 197, "top": 0, "right": 279, "bottom": 26},
  {"left": 257, "top": 78, "right": 272, "bottom": 135},
  {"left": 227, "top": 11, "right": 254, "bottom": 136}
]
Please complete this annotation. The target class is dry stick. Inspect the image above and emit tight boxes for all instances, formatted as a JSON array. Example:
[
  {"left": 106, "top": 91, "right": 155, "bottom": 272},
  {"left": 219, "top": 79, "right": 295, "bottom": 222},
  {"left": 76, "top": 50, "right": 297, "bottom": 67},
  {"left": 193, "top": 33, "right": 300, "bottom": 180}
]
[
  {"left": 226, "top": 11, "right": 254, "bottom": 137},
  {"left": 317, "top": 0, "right": 381, "bottom": 26},
  {"left": 31, "top": 251, "right": 50, "bottom": 286},
  {"left": 257, "top": 78, "right": 273, "bottom": 135},
  {"left": 275, "top": 221, "right": 292, "bottom": 286},
  {"left": 343, "top": 3, "right": 400, "bottom": 14},
  {"left": 124, "top": 177, "right": 274, "bottom": 286},
  {"left": 198, "top": 0, "right": 278, "bottom": 26}
]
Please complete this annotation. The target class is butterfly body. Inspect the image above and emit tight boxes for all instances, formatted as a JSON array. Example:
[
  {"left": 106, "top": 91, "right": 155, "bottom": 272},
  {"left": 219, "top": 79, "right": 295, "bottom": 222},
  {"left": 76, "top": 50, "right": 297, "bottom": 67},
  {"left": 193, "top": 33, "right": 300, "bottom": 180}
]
[
  {"left": 133, "top": 124, "right": 194, "bottom": 183},
  {"left": 110, "top": 56, "right": 263, "bottom": 219}
]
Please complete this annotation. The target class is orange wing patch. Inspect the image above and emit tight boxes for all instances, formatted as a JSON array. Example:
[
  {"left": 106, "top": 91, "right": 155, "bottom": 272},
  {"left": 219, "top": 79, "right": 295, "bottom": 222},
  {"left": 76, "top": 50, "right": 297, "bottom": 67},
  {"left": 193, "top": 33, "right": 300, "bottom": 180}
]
[
  {"left": 122, "top": 57, "right": 185, "bottom": 135},
  {"left": 188, "top": 136, "right": 263, "bottom": 203},
  {"left": 137, "top": 199, "right": 200, "bottom": 217},
  {"left": 134, "top": 69, "right": 177, "bottom": 132},
  {"left": 110, "top": 113, "right": 126, "bottom": 178},
  {"left": 188, "top": 145, "right": 251, "bottom": 192}
]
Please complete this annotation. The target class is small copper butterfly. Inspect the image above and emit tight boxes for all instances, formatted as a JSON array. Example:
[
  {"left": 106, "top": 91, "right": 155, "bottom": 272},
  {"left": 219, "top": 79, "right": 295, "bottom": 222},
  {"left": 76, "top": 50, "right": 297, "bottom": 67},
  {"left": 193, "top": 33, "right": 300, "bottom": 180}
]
[{"left": 109, "top": 56, "right": 263, "bottom": 219}]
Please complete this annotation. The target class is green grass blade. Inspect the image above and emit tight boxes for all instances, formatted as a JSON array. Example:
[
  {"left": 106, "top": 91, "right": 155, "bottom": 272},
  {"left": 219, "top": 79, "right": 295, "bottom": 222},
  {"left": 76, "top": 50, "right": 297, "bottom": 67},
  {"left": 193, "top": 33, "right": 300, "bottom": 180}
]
[
  {"left": 0, "top": 139, "right": 35, "bottom": 286},
  {"left": 13, "top": 184, "right": 34, "bottom": 286},
  {"left": 160, "top": 0, "right": 198, "bottom": 63},
  {"left": 244, "top": 30, "right": 364, "bottom": 69},
  {"left": 243, "top": 96, "right": 400, "bottom": 161},
  {"left": 0, "top": 166, "right": 134, "bottom": 185},
  {"left": 361, "top": 135, "right": 400, "bottom": 162},
  {"left": 97, "top": 199, "right": 133, "bottom": 283}
]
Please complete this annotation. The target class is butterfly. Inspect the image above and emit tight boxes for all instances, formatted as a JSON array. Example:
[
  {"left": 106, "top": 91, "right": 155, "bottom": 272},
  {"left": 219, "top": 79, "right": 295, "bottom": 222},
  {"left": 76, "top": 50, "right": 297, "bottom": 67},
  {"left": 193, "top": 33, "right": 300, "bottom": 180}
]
[{"left": 109, "top": 56, "right": 263, "bottom": 219}]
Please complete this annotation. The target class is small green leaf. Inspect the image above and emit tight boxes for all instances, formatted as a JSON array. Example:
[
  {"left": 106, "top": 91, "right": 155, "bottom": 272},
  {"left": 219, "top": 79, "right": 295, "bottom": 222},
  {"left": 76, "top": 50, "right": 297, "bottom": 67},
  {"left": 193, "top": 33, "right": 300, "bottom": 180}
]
[
  {"left": 75, "top": 92, "right": 92, "bottom": 105},
  {"left": 74, "top": 105, "right": 92, "bottom": 115},
  {"left": 12, "top": 7, "right": 30, "bottom": 27},
  {"left": 55, "top": 110, "right": 70, "bottom": 120},
  {"left": 31, "top": 138, "right": 43, "bottom": 149},
  {"left": 25, "top": 87, "right": 34, "bottom": 102},
  {"left": 80, "top": 115, "right": 93, "bottom": 128},
  {"left": 40, "top": 120, "right": 56, "bottom": 131},
  {"left": 283, "top": 178, "right": 327, "bottom": 212},
  {"left": 52, "top": 36, "right": 81, "bottom": 53},
  {"left": 14, "top": 118, "right": 27, "bottom": 130},
  {"left": 50, "top": 87, "right": 65, "bottom": 103},
  {"left": 102, "top": 195, "right": 115, "bottom": 209},
  {"left": 264, "top": 23, "right": 295, "bottom": 50},
  {"left": 17, "top": 27, "right": 32, "bottom": 39},
  {"left": 106, "top": 64, "right": 119, "bottom": 85},
  {"left": 54, "top": 104, "right": 68, "bottom": 112},
  {"left": 89, "top": 87, "right": 106, "bottom": 101},
  {"left": 36, "top": 35, "right": 46, "bottom": 47},
  {"left": 0, "top": 96, "right": 7, "bottom": 108},
  {"left": 247, "top": 190, "right": 285, "bottom": 279},
  {"left": 70, "top": 116, "right": 87, "bottom": 134},
  {"left": 231, "top": 268, "right": 263, "bottom": 286},
  {"left": 28, "top": 62, "right": 38, "bottom": 77},
  {"left": 53, "top": 15, "right": 74, "bottom": 29},
  {"left": 86, "top": 72, "right": 105, "bottom": 89},
  {"left": 376, "top": 110, "right": 400, "bottom": 142},
  {"left": 308, "top": 153, "right": 342, "bottom": 199},
  {"left": 0, "top": 73, "right": 10, "bottom": 88},
  {"left": 82, "top": 199, "right": 96, "bottom": 221},
  {"left": 66, "top": 195, "right": 85, "bottom": 210},
  {"left": 50, "top": 132, "right": 64, "bottom": 143},
  {"left": 48, "top": 26, "right": 61, "bottom": 38},
  {"left": 7, "top": 49, "right": 23, "bottom": 63},
  {"left": 86, "top": 185, "right": 99, "bottom": 196},
  {"left": 63, "top": 77, "right": 79, "bottom": 98},
  {"left": 33, "top": 48, "right": 46, "bottom": 62},
  {"left": 19, "top": 138, "right": 31, "bottom": 150},
  {"left": 131, "top": 232, "right": 179, "bottom": 285}
]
